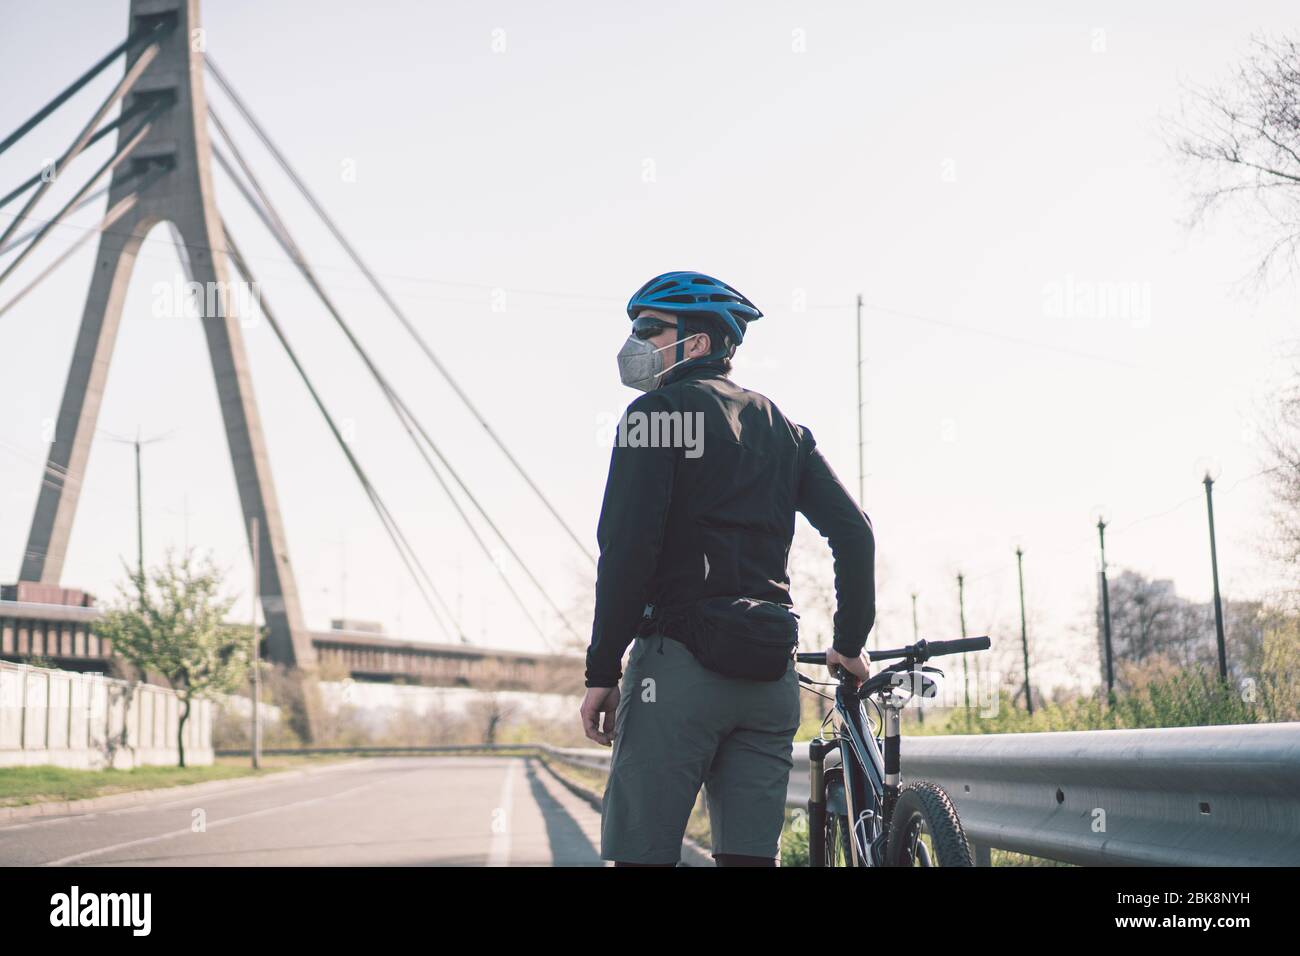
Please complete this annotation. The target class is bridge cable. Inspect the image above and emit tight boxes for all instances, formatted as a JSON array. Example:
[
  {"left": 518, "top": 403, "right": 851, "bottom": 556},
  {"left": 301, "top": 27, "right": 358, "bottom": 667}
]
[
  {"left": 204, "top": 56, "right": 596, "bottom": 567},
  {"left": 1, "top": 186, "right": 116, "bottom": 258},
  {"left": 0, "top": 17, "right": 174, "bottom": 157},
  {"left": 223, "top": 224, "right": 466, "bottom": 644},
  {"left": 0, "top": 163, "right": 169, "bottom": 320},
  {"left": 210, "top": 131, "right": 570, "bottom": 649},
  {"left": 208, "top": 122, "right": 583, "bottom": 644},
  {"left": 0, "top": 110, "right": 161, "bottom": 291},
  {"left": 0, "top": 100, "right": 170, "bottom": 259},
  {"left": 0, "top": 40, "right": 163, "bottom": 254},
  {"left": 0, "top": 98, "right": 157, "bottom": 211}
]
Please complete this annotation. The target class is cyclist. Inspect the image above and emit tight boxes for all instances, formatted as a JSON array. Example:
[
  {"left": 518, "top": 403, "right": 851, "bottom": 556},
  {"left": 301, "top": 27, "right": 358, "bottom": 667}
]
[{"left": 580, "top": 270, "right": 875, "bottom": 867}]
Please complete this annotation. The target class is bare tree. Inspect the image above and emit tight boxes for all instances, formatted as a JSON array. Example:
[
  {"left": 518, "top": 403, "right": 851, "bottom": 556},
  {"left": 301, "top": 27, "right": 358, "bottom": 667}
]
[
  {"left": 1170, "top": 33, "right": 1300, "bottom": 286},
  {"left": 1103, "top": 570, "right": 1189, "bottom": 664},
  {"left": 1258, "top": 367, "right": 1300, "bottom": 590},
  {"left": 1097, "top": 569, "right": 1261, "bottom": 692},
  {"left": 467, "top": 692, "right": 517, "bottom": 746}
]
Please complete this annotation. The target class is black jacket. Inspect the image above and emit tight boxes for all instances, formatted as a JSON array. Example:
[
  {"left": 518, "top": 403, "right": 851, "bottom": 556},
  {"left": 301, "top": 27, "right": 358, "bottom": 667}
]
[{"left": 584, "top": 358, "right": 875, "bottom": 687}]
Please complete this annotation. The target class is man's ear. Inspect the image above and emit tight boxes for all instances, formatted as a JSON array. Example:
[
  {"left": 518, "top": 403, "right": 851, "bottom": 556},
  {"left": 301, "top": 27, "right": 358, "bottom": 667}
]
[{"left": 692, "top": 332, "right": 712, "bottom": 357}]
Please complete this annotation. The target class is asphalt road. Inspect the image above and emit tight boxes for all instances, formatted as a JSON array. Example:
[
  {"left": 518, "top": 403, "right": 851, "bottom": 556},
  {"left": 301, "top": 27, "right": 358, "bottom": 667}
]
[{"left": 0, "top": 757, "right": 611, "bottom": 867}]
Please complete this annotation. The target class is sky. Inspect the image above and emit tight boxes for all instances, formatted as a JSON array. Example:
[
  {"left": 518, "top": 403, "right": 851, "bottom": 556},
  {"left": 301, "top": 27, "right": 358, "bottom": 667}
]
[{"left": 2, "top": 0, "right": 1298, "bottom": 695}]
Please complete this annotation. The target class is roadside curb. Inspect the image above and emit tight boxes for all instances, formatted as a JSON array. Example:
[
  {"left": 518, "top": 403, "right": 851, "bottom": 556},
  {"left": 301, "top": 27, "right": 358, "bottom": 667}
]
[{"left": 0, "top": 758, "right": 367, "bottom": 824}]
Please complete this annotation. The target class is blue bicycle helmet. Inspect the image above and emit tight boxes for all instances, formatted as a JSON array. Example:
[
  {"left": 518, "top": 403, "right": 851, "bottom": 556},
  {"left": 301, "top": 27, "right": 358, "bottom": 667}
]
[{"left": 626, "top": 271, "right": 763, "bottom": 352}]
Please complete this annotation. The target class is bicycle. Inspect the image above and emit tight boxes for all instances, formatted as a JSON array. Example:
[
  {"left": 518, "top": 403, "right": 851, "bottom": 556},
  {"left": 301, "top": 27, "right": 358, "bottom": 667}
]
[{"left": 797, "top": 635, "right": 991, "bottom": 867}]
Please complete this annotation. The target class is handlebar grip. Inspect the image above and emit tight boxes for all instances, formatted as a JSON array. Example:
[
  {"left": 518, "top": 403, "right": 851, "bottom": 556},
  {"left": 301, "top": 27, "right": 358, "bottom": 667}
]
[{"left": 924, "top": 636, "right": 990, "bottom": 656}]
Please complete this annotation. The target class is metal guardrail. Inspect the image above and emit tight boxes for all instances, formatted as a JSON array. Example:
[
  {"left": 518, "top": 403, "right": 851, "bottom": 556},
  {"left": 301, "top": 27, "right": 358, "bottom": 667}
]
[
  {"left": 792, "top": 722, "right": 1300, "bottom": 866},
  {"left": 217, "top": 723, "right": 1300, "bottom": 866}
]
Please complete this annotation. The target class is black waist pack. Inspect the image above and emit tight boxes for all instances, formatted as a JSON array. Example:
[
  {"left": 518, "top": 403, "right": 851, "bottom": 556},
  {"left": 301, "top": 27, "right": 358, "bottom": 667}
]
[{"left": 650, "top": 596, "right": 799, "bottom": 681}]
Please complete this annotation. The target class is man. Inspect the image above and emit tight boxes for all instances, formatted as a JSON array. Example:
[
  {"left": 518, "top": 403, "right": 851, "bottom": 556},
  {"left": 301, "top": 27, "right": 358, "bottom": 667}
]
[{"left": 580, "top": 270, "right": 875, "bottom": 867}]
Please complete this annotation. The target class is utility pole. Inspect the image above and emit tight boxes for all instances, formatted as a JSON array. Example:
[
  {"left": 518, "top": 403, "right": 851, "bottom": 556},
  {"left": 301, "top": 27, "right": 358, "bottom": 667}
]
[
  {"left": 250, "top": 516, "right": 262, "bottom": 770},
  {"left": 134, "top": 436, "right": 142, "bottom": 584},
  {"left": 1203, "top": 474, "right": 1228, "bottom": 682},
  {"left": 1097, "top": 517, "right": 1115, "bottom": 700},
  {"left": 856, "top": 292, "right": 865, "bottom": 509},
  {"left": 911, "top": 592, "right": 924, "bottom": 725},
  {"left": 1015, "top": 547, "right": 1033, "bottom": 715},
  {"left": 957, "top": 573, "right": 971, "bottom": 728},
  {"left": 102, "top": 428, "right": 172, "bottom": 597}
]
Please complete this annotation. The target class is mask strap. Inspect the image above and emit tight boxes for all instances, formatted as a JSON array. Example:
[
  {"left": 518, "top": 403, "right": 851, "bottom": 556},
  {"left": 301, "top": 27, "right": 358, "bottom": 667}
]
[{"left": 653, "top": 332, "right": 705, "bottom": 380}]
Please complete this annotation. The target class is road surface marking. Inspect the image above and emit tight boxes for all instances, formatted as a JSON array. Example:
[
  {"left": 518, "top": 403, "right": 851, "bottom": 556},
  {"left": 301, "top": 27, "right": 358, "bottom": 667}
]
[
  {"left": 486, "top": 759, "right": 517, "bottom": 867},
  {"left": 40, "top": 775, "right": 393, "bottom": 867}
]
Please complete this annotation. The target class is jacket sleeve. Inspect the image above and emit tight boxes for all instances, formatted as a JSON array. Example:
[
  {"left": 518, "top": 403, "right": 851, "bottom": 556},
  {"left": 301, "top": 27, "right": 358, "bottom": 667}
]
[
  {"left": 794, "top": 425, "right": 876, "bottom": 657},
  {"left": 584, "top": 392, "right": 678, "bottom": 687}
]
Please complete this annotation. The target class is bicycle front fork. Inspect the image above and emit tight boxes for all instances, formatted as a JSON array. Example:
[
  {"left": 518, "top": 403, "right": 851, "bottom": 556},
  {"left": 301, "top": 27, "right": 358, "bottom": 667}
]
[
  {"left": 807, "top": 736, "right": 833, "bottom": 864},
  {"left": 881, "top": 700, "right": 902, "bottom": 831}
]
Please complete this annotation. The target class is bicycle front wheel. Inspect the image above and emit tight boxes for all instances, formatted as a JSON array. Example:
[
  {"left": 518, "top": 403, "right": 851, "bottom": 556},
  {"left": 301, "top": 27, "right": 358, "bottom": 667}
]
[
  {"left": 884, "top": 781, "right": 974, "bottom": 867},
  {"left": 822, "top": 770, "right": 855, "bottom": 866}
]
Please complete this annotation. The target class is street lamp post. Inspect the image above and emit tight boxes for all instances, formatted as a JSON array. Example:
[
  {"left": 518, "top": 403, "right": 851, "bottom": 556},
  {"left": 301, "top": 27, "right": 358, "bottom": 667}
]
[
  {"left": 102, "top": 428, "right": 173, "bottom": 597},
  {"left": 1096, "top": 517, "right": 1115, "bottom": 699},
  {"left": 1015, "top": 547, "right": 1033, "bottom": 715},
  {"left": 1203, "top": 474, "right": 1229, "bottom": 682},
  {"left": 911, "top": 591, "right": 924, "bottom": 725},
  {"left": 957, "top": 573, "right": 971, "bottom": 728},
  {"left": 250, "top": 516, "right": 262, "bottom": 770}
]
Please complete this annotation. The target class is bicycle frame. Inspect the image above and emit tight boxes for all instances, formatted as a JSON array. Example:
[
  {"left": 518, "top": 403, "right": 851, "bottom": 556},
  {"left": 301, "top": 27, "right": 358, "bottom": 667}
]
[
  {"left": 808, "top": 674, "right": 904, "bottom": 866},
  {"left": 801, "top": 635, "right": 989, "bottom": 867}
]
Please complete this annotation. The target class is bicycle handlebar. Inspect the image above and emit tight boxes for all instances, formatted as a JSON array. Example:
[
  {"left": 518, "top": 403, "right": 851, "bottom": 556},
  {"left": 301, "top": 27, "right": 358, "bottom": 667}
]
[
  {"left": 795, "top": 635, "right": 989, "bottom": 668},
  {"left": 914, "top": 636, "right": 991, "bottom": 658}
]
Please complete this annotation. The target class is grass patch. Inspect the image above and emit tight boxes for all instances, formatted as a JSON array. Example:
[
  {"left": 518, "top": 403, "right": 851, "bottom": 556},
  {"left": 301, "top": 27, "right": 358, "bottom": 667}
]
[
  {"left": 796, "top": 664, "right": 1281, "bottom": 739},
  {"left": 778, "top": 812, "right": 1071, "bottom": 867},
  {"left": 990, "top": 848, "right": 1073, "bottom": 866},
  {"left": 780, "top": 807, "right": 810, "bottom": 867},
  {"left": 0, "top": 753, "right": 348, "bottom": 808}
]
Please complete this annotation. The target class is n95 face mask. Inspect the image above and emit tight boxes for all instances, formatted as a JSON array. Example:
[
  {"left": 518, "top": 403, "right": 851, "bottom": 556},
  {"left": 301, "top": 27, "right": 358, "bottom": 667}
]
[{"left": 616, "top": 332, "right": 702, "bottom": 392}]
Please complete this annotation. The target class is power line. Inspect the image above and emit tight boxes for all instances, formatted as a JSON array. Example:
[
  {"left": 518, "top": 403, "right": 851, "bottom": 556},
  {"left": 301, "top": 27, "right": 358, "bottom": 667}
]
[
  {"left": 958, "top": 466, "right": 1281, "bottom": 588},
  {"left": 775, "top": 300, "right": 1139, "bottom": 369}
]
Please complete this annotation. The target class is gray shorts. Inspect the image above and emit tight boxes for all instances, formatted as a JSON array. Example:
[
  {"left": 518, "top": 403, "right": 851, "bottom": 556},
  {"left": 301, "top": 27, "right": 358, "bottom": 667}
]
[{"left": 600, "top": 632, "right": 801, "bottom": 864}]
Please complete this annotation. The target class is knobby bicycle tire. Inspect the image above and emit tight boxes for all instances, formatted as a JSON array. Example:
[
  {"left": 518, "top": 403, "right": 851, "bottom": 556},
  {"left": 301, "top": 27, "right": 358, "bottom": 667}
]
[{"left": 884, "top": 780, "right": 974, "bottom": 867}]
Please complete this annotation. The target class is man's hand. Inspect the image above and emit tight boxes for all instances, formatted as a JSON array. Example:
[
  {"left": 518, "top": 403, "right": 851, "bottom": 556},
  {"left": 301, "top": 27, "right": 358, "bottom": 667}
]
[
  {"left": 826, "top": 646, "right": 870, "bottom": 681},
  {"left": 581, "top": 686, "right": 620, "bottom": 746}
]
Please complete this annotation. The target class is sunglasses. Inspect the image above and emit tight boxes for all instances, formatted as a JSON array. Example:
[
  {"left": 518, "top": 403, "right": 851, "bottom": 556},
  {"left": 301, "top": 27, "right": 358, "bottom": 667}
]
[{"left": 631, "top": 316, "right": 679, "bottom": 340}]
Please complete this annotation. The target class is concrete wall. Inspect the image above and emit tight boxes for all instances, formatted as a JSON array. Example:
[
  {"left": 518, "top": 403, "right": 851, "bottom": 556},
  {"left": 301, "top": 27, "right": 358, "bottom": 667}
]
[{"left": 0, "top": 660, "right": 213, "bottom": 769}]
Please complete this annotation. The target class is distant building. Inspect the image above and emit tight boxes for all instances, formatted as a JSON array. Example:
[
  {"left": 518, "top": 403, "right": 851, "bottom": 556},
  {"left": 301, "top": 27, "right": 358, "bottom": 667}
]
[
  {"left": 0, "top": 582, "right": 95, "bottom": 607},
  {"left": 330, "top": 618, "right": 385, "bottom": 635}
]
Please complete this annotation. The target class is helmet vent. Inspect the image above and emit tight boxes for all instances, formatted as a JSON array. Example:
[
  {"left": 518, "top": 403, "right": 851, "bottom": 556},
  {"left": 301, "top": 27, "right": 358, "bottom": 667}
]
[{"left": 626, "top": 271, "right": 762, "bottom": 346}]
